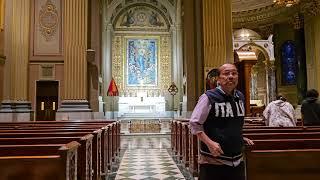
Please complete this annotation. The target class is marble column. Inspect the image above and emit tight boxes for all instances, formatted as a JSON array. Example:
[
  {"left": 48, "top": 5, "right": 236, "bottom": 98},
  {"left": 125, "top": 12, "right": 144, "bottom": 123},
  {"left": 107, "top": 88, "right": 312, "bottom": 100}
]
[
  {"left": 182, "top": 0, "right": 204, "bottom": 116},
  {"left": 202, "top": 0, "right": 233, "bottom": 67},
  {"left": 268, "top": 61, "right": 277, "bottom": 103},
  {"left": 102, "top": 22, "right": 113, "bottom": 118},
  {"left": 251, "top": 65, "right": 258, "bottom": 100},
  {"left": 0, "top": 0, "right": 32, "bottom": 122},
  {"left": 182, "top": 0, "right": 234, "bottom": 116},
  {"left": 57, "top": 0, "right": 91, "bottom": 120},
  {"left": 264, "top": 60, "right": 270, "bottom": 105},
  {"left": 171, "top": 0, "right": 183, "bottom": 115},
  {"left": 293, "top": 13, "right": 307, "bottom": 103},
  {"left": 243, "top": 61, "right": 256, "bottom": 115}
]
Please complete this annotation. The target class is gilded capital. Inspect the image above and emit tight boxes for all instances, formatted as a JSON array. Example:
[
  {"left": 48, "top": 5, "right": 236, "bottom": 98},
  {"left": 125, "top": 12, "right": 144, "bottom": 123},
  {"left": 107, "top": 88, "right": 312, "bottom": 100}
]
[{"left": 293, "top": 13, "right": 304, "bottom": 29}]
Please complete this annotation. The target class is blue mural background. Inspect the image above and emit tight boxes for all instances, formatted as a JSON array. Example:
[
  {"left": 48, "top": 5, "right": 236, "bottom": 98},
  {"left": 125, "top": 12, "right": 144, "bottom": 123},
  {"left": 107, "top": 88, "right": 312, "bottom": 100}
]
[
  {"left": 281, "top": 41, "right": 297, "bottom": 85},
  {"left": 127, "top": 39, "right": 158, "bottom": 86}
]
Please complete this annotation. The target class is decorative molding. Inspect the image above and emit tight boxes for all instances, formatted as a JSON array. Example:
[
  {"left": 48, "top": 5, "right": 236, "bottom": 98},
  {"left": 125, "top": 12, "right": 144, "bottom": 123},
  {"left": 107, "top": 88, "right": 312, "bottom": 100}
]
[
  {"left": 39, "top": 0, "right": 59, "bottom": 41},
  {"left": 167, "top": 0, "right": 175, "bottom": 6},
  {"left": 293, "top": 13, "right": 304, "bottom": 29},
  {"left": 108, "top": 0, "right": 174, "bottom": 29},
  {"left": 159, "top": 35, "right": 171, "bottom": 90},
  {"left": 258, "top": 24, "right": 274, "bottom": 39},
  {"left": 232, "top": 0, "right": 320, "bottom": 28},
  {"left": 30, "top": 0, "right": 63, "bottom": 61},
  {"left": 234, "top": 35, "right": 275, "bottom": 61},
  {"left": 40, "top": 64, "right": 55, "bottom": 80},
  {"left": 232, "top": 4, "right": 299, "bottom": 29},
  {"left": 300, "top": 0, "right": 320, "bottom": 17},
  {"left": 114, "top": 6, "right": 169, "bottom": 31}
]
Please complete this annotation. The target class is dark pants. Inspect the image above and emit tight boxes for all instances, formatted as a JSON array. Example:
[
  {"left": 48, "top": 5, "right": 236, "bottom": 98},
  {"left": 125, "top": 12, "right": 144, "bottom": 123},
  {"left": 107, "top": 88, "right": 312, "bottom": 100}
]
[{"left": 199, "top": 162, "right": 245, "bottom": 180}]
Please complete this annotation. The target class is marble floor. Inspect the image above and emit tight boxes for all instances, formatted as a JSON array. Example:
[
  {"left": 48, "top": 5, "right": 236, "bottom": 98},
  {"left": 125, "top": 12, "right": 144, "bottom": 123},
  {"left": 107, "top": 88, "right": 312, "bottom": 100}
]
[{"left": 109, "top": 134, "right": 194, "bottom": 180}]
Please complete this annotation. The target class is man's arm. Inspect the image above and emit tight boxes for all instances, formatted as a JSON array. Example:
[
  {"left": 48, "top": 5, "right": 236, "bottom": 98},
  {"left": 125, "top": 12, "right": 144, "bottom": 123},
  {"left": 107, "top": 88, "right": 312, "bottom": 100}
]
[
  {"left": 196, "top": 131, "right": 224, "bottom": 157},
  {"left": 189, "top": 94, "right": 224, "bottom": 157},
  {"left": 243, "top": 137, "right": 254, "bottom": 145},
  {"left": 189, "top": 94, "right": 211, "bottom": 134}
]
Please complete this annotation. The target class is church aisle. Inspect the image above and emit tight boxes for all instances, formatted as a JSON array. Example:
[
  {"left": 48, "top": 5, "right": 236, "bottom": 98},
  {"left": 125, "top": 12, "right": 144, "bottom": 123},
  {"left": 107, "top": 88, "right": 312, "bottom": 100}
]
[
  {"left": 115, "top": 149, "right": 185, "bottom": 179},
  {"left": 110, "top": 134, "right": 190, "bottom": 180}
]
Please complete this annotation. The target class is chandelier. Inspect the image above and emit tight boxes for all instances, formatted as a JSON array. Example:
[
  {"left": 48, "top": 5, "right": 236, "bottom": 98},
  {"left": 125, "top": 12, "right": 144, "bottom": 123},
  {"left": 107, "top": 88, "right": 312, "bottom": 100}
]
[{"left": 273, "top": 0, "right": 300, "bottom": 7}]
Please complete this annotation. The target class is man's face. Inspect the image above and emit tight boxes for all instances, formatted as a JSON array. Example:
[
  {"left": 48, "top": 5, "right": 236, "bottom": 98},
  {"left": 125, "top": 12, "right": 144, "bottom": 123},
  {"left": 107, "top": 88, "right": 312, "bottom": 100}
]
[{"left": 217, "top": 64, "right": 239, "bottom": 92}]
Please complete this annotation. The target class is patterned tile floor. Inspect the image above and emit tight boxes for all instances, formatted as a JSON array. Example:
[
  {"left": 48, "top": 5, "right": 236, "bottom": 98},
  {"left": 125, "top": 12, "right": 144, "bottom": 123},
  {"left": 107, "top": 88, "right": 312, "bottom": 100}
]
[
  {"left": 109, "top": 135, "right": 194, "bottom": 180},
  {"left": 121, "top": 135, "right": 171, "bottom": 149},
  {"left": 115, "top": 149, "right": 185, "bottom": 180}
]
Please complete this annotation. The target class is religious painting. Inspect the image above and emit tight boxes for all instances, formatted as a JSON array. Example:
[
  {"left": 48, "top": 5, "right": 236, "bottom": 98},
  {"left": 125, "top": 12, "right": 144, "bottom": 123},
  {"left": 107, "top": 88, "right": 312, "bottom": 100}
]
[
  {"left": 281, "top": 41, "right": 297, "bottom": 85},
  {"left": 126, "top": 38, "right": 158, "bottom": 86}
]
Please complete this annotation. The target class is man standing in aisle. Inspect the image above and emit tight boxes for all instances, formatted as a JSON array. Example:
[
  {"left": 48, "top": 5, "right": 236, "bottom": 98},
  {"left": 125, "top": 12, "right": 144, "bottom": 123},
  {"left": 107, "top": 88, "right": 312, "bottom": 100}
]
[{"left": 190, "top": 63, "right": 254, "bottom": 180}]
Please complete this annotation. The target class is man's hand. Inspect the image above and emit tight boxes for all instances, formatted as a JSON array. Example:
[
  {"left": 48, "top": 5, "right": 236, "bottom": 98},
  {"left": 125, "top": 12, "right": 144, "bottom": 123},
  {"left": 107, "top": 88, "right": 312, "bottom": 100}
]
[
  {"left": 208, "top": 141, "right": 224, "bottom": 157},
  {"left": 243, "top": 137, "right": 254, "bottom": 145}
]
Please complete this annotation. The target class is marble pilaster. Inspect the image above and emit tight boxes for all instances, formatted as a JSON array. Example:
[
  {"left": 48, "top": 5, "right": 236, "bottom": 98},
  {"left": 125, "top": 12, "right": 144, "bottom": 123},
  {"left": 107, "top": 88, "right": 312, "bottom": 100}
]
[
  {"left": 293, "top": 13, "right": 307, "bottom": 103},
  {"left": 0, "top": 0, "right": 32, "bottom": 122},
  {"left": 202, "top": 0, "right": 233, "bottom": 67},
  {"left": 57, "top": 0, "right": 91, "bottom": 119}
]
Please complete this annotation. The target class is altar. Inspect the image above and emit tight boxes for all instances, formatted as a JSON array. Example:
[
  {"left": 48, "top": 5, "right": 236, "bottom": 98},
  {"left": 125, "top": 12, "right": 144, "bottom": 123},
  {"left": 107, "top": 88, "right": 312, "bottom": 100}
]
[{"left": 118, "top": 91, "right": 165, "bottom": 116}]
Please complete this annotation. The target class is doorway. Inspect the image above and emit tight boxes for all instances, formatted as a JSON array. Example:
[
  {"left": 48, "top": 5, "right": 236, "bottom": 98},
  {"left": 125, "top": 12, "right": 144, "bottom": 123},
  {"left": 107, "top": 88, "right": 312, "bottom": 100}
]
[{"left": 36, "top": 81, "right": 59, "bottom": 121}]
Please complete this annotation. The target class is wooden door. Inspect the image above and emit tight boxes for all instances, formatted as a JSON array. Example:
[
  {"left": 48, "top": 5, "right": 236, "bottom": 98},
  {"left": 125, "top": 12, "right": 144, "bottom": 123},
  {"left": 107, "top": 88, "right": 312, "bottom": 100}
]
[{"left": 36, "top": 81, "right": 58, "bottom": 121}]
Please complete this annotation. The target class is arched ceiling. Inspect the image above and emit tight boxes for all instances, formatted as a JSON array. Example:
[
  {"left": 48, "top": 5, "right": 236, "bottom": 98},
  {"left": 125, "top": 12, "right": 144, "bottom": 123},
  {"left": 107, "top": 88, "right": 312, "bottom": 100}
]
[{"left": 232, "top": 0, "right": 274, "bottom": 12}]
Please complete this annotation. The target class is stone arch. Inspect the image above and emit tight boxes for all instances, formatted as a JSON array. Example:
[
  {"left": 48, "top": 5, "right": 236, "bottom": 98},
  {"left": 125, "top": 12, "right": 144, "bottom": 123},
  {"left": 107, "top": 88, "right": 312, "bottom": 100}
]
[
  {"left": 236, "top": 42, "right": 276, "bottom": 105},
  {"left": 112, "top": 4, "right": 171, "bottom": 31},
  {"left": 106, "top": 0, "right": 175, "bottom": 27},
  {"left": 238, "top": 43, "right": 270, "bottom": 61}
]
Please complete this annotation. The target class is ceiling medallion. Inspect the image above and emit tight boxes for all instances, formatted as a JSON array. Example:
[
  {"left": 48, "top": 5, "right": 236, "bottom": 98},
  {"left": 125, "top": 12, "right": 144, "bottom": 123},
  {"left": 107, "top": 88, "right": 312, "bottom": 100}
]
[{"left": 273, "top": 0, "right": 300, "bottom": 7}]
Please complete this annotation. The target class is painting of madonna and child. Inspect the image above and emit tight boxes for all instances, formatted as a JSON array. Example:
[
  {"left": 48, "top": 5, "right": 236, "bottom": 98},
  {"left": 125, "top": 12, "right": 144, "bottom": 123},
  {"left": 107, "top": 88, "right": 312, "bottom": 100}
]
[{"left": 126, "top": 38, "right": 158, "bottom": 86}]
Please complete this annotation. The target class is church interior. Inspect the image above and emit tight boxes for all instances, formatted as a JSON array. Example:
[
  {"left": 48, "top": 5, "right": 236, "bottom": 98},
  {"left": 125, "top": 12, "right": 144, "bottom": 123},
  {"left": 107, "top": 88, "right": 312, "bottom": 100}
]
[{"left": 1, "top": 0, "right": 320, "bottom": 179}]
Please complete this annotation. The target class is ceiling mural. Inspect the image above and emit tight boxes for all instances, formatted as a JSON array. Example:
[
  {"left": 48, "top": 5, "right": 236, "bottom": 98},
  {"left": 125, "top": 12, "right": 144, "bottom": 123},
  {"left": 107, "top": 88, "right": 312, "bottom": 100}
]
[
  {"left": 114, "top": 6, "right": 169, "bottom": 31},
  {"left": 109, "top": 0, "right": 174, "bottom": 31}
]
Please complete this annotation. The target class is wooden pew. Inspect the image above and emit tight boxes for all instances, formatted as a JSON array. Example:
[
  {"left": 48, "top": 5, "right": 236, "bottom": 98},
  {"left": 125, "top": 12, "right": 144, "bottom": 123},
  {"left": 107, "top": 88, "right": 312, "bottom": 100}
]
[
  {"left": 189, "top": 131, "right": 198, "bottom": 177},
  {"left": 0, "top": 120, "right": 121, "bottom": 167},
  {"left": 172, "top": 119, "right": 198, "bottom": 176},
  {"left": 171, "top": 120, "right": 177, "bottom": 157},
  {"left": 245, "top": 139, "right": 320, "bottom": 180},
  {"left": 0, "top": 141, "right": 80, "bottom": 180},
  {"left": 246, "top": 149, "right": 320, "bottom": 180},
  {"left": 244, "top": 132, "right": 320, "bottom": 140},
  {"left": 0, "top": 134, "right": 94, "bottom": 180},
  {"left": 172, "top": 118, "right": 320, "bottom": 178},
  {"left": 0, "top": 120, "right": 119, "bottom": 179},
  {"left": 182, "top": 122, "right": 190, "bottom": 167},
  {"left": 0, "top": 131, "right": 95, "bottom": 180},
  {"left": 0, "top": 130, "right": 99, "bottom": 180}
]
